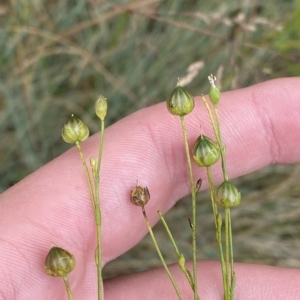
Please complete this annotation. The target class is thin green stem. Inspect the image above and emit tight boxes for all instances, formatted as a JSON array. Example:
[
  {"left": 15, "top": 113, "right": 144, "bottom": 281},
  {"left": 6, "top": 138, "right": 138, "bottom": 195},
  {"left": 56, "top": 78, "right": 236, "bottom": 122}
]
[
  {"left": 203, "top": 94, "right": 237, "bottom": 296},
  {"left": 200, "top": 96, "right": 228, "bottom": 181},
  {"left": 203, "top": 89, "right": 237, "bottom": 299},
  {"left": 62, "top": 275, "right": 74, "bottom": 300},
  {"left": 217, "top": 214, "right": 228, "bottom": 300},
  {"left": 201, "top": 95, "right": 218, "bottom": 135},
  {"left": 96, "top": 120, "right": 105, "bottom": 182},
  {"left": 231, "top": 272, "right": 236, "bottom": 300},
  {"left": 206, "top": 167, "right": 227, "bottom": 296},
  {"left": 158, "top": 211, "right": 199, "bottom": 298},
  {"left": 94, "top": 120, "right": 105, "bottom": 300},
  {"left": 179, "top": 116, "right": 198, "bottom": 300},
  {"left": 158, "top": 211, "right": 180, "bottom": 256},
  {"left": 76, "top": 121, "right": 105, "bottom": 300},
  {"left": 213, "top": 104, "right": 233, "bottom": 299},
  {"left": 75, "top": 142, "right": 95, "bottom": 209},
  {"left": 227, "top": 208, "right": 235, "bottom": 299},
  {"left": 214, "top": 106, "right": 228, "bottom": 181},
  {"left": 206, "top": 167, "right": 218, "bottom": 227},
  {"left": 225, "top": 208, "right": 231, "bottom": 299},
  {"left": 142, "top": 207, "right": 183, "bottom": 300}
]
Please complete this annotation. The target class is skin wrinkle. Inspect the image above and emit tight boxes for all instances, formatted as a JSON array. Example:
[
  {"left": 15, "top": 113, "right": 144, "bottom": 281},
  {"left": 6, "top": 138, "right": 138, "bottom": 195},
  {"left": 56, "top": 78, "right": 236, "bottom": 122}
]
[
  {"left": 163, "top": 131, "right": 186, "bottom": 203},
  {"left": 250, "top": 86, "right": 279, "bottom": 165},
  {"left": 219, "top": 88, "right": 270, "bottom": 176},
  {"left": 139, "top": 120, "right": 168, "bottom": 186},
  {"left": 75, "top": 216, "right": 94, "bottom": 254},
  {"left": 151, "top": 115, "right": 184, "bottom": 190},
  {"left": 1, "top": 241, "right": 31, "bottom": 299},
  {"left": 135, "top": 110, "right": 188, "bottom": 208}
]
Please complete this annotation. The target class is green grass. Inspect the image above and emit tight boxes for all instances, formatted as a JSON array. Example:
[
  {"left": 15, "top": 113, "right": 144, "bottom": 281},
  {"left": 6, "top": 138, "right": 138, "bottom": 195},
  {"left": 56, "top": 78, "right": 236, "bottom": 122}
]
[{"left": 1, "top": 0, "right": 299, "bottom": 191}]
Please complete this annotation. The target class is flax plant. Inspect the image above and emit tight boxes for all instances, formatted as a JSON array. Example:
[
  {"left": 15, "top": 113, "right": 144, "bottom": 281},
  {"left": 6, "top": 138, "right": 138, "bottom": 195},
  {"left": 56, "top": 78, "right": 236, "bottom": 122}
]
[
  {"left": 166, "top": 83, "right": 199, "bottom": 300},
  {"left": 158, "top": 211, "right": 200, "bottom": 300},
  {"left": 44, "top": 96, "right": 108, "bottom": 299},
  {"left": 130, "top": 185, "right": 184, "bottom": 300},
  {"left": 130, "top": 77, "right": 241, "bottom": 300},
  {"left": 196, "top": 75, "right": 241, "bottom": 299}
]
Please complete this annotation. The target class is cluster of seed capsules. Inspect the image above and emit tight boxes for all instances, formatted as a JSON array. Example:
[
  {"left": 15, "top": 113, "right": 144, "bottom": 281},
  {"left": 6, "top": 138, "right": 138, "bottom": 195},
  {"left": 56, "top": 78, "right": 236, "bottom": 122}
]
[{"left": 131, "top": 79, "right": 241, "bottom": 210}]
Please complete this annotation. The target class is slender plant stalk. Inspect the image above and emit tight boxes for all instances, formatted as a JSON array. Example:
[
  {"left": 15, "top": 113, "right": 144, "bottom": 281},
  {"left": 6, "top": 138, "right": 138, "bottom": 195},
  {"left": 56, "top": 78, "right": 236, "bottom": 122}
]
[
  {"left": 75, "top": 127, "right": 104, "bottom": 300},
  {"left": 93, "top": 119, "right": 105, "bottom": 300},
  {"left": 201, "top": 95, "right": 236, "bottom": 299},
  {"left": 63, "top": 275, "right": 74, "bottom": 300},
  {"left": 217, "top": 213, "right": 228, "bottom": 299},
  {"left": 158, "top": 211, "right": 199, "bottom": 298},
  {"left": 227, "top": 208, "right": 236, "bottom": 299},
  {"left": 200, "top": 95, "right": 228, "bottom": 180},
  {"left": 75, "top": 142, "right": 95, "bottom": 209},
  {"left": 180, "top": 116, "right": 198, "bottom": 300},
  {"left": 142, "top": 207, "right": 184, "bottom": 300},
  {"left": 205, "top": 167, "right": 218, "bottom": 226},
  {"left": 157, "top": 211, "right": 180, "bottom": 256},
  {"left": 231, "top": 271, "right": 236, "bottom": 300},
  {"left": 213, "top": 105, "right": 235, "bottom": 299},
  {"left": 206, "top": 167, "right": 227, "bottom": 295},
  {"left": 213, "top": 106, "right": 228, "bottom": 180},
  {"left": 225, "top": 208, "right": 231, "bottom": 299}
]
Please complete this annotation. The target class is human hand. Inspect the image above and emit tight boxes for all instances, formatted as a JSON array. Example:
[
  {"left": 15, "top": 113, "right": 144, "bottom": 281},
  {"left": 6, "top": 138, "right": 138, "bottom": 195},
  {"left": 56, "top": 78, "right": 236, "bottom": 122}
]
[{"left": 1, "top": 78, "right": 300, "bottom": 299}]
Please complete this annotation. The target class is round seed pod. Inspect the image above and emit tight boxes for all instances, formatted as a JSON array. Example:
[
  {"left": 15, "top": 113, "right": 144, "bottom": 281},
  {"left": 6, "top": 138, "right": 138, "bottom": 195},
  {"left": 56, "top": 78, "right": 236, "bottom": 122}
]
[
  {"left": 208, "top": 74, "right": 220, "bottom": 105},
  {"left": 44, "top": 247, "right": 76, "bottom": 277},
  {"left": 62, "top": 115, "right": 89, "bottom": 144},
  {"left": 215, "top": 180, "right": 241, "bottom": 208},
  {"left": 209, "top": 85, "right": 220, "bottom": 105},
  {"left": 95, "top": 95, "right": 107, "bottom": 121},
  {"left": 192, "top": 134, "right": 220, "bottom": 167},
  {"left": 130, "top": 185, "right": 150, "bottom": 207},
  {"left": 166, "top": 85, "right": 194, "bottom": 116}
]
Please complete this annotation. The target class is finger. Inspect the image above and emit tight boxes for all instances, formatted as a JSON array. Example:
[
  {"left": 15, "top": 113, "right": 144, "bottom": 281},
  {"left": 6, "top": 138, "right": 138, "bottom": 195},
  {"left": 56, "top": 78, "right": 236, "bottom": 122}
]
[
  {"left": 1, "top": 78, "right": 300, "bottom": 299},
  {"left": 104, "top": 260, "right": 300, "bottom": 300}
]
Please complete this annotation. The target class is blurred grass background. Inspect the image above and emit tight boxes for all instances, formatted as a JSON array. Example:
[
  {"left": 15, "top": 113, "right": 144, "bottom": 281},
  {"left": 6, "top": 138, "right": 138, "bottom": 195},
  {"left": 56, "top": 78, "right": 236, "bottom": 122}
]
[{"left": 0, "top": 0, "right": 299, "bottom": 279}]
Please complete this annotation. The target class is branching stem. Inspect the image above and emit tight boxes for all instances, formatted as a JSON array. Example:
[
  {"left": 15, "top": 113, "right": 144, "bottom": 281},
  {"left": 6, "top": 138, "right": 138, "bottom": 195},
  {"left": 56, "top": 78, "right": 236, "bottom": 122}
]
[
  {"left": 206, "top": 167, "right": 227, "bottom": 295},
  {"left": 142, "top": 207, "right": 183, "bottom": 300},
  {"left": 94, "top": 120, "right": 105, "bottom": 300},
  {"left": 158, "top": 211, "right": 199, "bottom": 298},
  {"left": 180, "top": 116, "right": 198, "bottom": 300}
]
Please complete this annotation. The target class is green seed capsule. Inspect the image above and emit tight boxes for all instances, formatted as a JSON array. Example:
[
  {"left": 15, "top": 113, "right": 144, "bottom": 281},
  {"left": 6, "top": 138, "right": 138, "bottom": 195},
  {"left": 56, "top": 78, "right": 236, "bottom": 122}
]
[
  {"left": 208, "top": 74, "right": 220, "bottom": 105},
  {"left": 215, "top": 180, "right": 241, "bottom": 208},
  {"left": 209, "top": 85, "right": 220, "bottom": 105},
  {"left": 130, "top": 185, "right": 150, "bottom": 207},
  {"left": 44, "top": 247, "right": 76, "bottom": 277},
  {"left": 62, "top": 115, "right": 89, "bottom": 144},
  {"left": 192, "top": 134, "right": 220, "bottom": 167},
  {"left": 166, "top": 85, "right": 194, "bottom": 116},
  {"left": 95, "top": 95, "right": 107, "bottom": 121}
]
